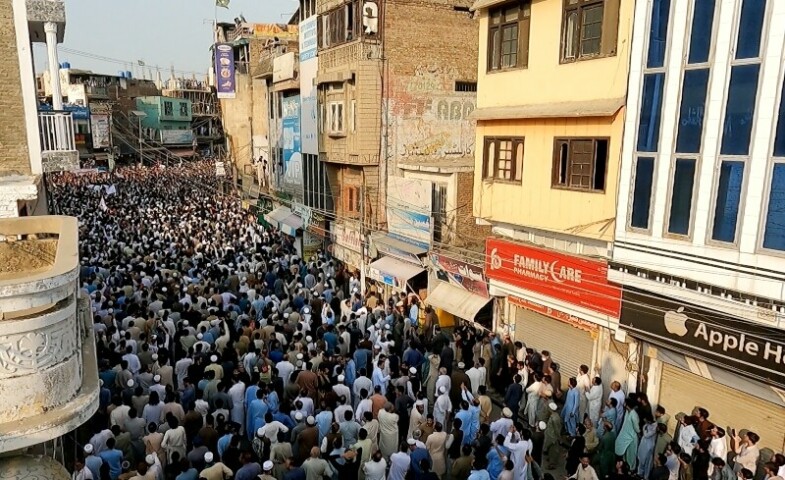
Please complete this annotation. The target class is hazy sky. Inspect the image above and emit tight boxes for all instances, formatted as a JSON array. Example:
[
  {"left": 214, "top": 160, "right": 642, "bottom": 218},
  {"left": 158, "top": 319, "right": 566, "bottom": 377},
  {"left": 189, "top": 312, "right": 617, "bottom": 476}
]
[{"left": 33, "top": 0, "right": 294, "bottom": 79}]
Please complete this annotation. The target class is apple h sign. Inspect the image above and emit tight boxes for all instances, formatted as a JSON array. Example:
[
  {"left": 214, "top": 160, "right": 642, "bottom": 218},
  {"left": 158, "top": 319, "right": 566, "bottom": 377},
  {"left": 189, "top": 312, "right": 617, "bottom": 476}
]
[{"left": 620, "top": 288, "right": 785, "bottom": 389}]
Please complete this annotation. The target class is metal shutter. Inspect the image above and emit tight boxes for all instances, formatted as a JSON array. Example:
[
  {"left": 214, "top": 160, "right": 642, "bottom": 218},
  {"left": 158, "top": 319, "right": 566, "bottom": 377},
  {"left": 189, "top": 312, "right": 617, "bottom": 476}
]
[
  {"left": 658, "top": 363, "right": 785, "bottom": 452},
  {"left": 513, "top": 306, "right": 594, "bottom": 390}
]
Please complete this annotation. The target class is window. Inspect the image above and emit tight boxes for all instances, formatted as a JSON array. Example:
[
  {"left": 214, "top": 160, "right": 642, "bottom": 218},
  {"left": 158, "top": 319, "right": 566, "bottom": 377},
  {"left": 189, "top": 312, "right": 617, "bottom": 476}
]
[
  {"left": 637, "top": 73, "right": 665, "bottom": 152},
  {"left": 675, "top": 68, "right": 710, "bottom": 154},
  {"left": 482, "top": 137, "right": 524, "bottom": 182},
  {"left": 711, "top": 161, "right": 744, "bottom": 243},
  {"left": 432, "top": 183, "right": 448, "bottom": 243},
  {"left": 735, "top": 0, "right": 766, "bottom": 60},
  {"left": 329, "top": 101, "right": 344, "bottom": 134},
  {"left": 343, "top": 186, "right": 360, "bottom": 214},
  {"left": 455, "top": 81, "right": 478, "bottom": 92},
  {"left": 179, "top": 102, "right": 188, "bottom": 116},
  {"left": 487, "top": 1, "right": 530, "bottom": 71},
  {"left": 552, "top": 138, "right": 608, "bottom": 191},
  {"left": 350, "top": 100, "right": 356, "bottom": 132},
  {"left": 320, "top": 0, "right": 362, "bottom": 49},
  {"left": 630, "top": 157, "right": 655, "bottom": 229},
  {"left": 667, "top": 158, "right": 697, "bottom": 236},
  {"left": 763, "top": 164, "right": 785, "bottom": 251},
  {"left": 720, "top": 64, "right": 760, "bottom": 156},
  {"left": 163, "top": 101, "right": 173, "bottom": 116},
  {"left": 561, "top": 0, "right": 620, "bottom": 62},
  {"left": 687, "top": 0, "right": 716, "bottom": 64},
  {"left": 646, "top": 0, "right": 670, "bottom": 68}
]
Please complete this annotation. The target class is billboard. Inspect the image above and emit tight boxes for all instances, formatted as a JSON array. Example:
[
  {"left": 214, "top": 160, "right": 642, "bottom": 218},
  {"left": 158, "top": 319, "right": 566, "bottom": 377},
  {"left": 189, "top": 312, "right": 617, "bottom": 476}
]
[
  {"left": 160, "top": 129, "right": 194, "bottom": 145},
  {"left": 485, "top": 237, "right": 622, "bottom": 318},
  {"left": 282, "top": 96, "right": 302, "bottom": 189},
  {"left": 387, "top": 175, "right": 432, "bottom": 248},
  {"left": 214, "top": 43, "right": 236, "bottom": 99},
  {"left": 299, "top": 16, "right": 318, "bottom": 155},
  {"left": 253, "top": 23, "right": 298, "bottom": 40},
  {"left": 90, "top": 114, "right": 110, "bottom": 149},
  {"left": 430, "top": 253, "right": 489, "bottom": 298}
]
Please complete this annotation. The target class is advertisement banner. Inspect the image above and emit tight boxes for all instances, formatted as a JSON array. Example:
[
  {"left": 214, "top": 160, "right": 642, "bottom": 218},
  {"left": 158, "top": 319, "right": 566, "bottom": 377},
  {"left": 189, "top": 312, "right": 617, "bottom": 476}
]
[
  {"left": 90, "top": 114, "right": 110, "bottom": 149},
  {"left": 299, "top": 16, "right": 318, "bottom": 155},
  {"left": 253, "top": 23, "right": 298, "bottom": 40},
  {"left": 621, "top": 288, "right": 785, "bottom": 388},
  {"left": 214, "top": 43, "right": 236, "bottom": 99},
  {"left": 160, "top": 129, "right": 195, "bottom": 145},
  {"left": 485, "top": 238, "right": 621, "bottom": 318},
  {"left": 333, "top": 223, "right": 364, "bottom": 253},
  {"left": 282, "top": 96, "right": 302, "bottom": 188},
  {"left": 387, "top": 176, "right": 432, "bottom": 249},
  {"left": 431, "top": 253, "right": 489, "bottom": 298}
]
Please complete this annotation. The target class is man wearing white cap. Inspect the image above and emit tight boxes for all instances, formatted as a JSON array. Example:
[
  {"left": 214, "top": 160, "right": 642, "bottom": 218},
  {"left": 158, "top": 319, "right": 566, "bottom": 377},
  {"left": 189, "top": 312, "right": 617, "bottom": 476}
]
[
  {"left": 258, "top": 460, "right": 276, "bottom": 480},
  {"left": 433, "top": 386, "right": 452, "bottom": 427},
  {"left": 490, "top": 408, "right": 514, "bottom": 439},
  {"left": 333, "top": 374, "right": 351, "bottom": 406},
  {"left": 83, "top": 444, "right": 103, "bottom": 479},
  {"left": 200, "top": 451, "right": 233, "bottom": 480},
  {"left": 204, "top": 354, "right": 224, "bottom": 381},
  {"left": 504, "top": 423, "right": 533, "bottom": 480},
  {"left": 408, "top": 401, "right": 426, "bottom": 439},
  {"left": 544, "top": 402, "right": 563, "bottom": 469},
  {"left": 149, "top": 374, "right": 166, "bottom": 399}
]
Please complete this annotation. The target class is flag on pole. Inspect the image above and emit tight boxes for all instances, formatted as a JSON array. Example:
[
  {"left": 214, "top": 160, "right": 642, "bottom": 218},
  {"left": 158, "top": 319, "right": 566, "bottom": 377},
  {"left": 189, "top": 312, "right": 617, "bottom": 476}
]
[
  {"left": 99, "top": 196, "right": 108, "bottom": 212},
  {"left": 216, "top": 0, "right": 230, "bottom": 8}
]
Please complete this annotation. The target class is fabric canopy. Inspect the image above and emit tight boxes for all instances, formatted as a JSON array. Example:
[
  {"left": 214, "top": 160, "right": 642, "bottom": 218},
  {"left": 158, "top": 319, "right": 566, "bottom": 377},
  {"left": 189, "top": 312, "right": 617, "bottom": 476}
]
[
  {"left": 426, "top": 281, "right": 491, "bottom": 320},
  {"left": 264, "top": 206, "right": 292, "bottom": 229},
  {"left": 368, "top": 256, "right": 425, "bottom": 282}
]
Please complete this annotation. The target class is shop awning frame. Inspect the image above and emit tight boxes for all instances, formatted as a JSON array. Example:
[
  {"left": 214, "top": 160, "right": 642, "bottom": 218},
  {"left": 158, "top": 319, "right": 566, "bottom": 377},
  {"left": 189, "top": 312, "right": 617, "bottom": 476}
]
[
  {"left": 427, "top": 281, "right": 491, "bottom": 321},
  {"left": 264, "top": 206, "right": 292, "bottom": 229},
  {"left": 280, "top": 213, "right": 304, "bottom": 237}
]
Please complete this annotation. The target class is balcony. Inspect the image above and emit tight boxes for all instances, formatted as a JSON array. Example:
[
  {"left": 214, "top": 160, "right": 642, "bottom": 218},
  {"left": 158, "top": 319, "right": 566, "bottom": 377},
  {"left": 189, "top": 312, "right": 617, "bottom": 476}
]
[
  {"left": 26, "top": 0, "right": 66, "bottom": 44},
  {"left": 38, "top": 111, "right": 79, "bottom": 172},
  {"left": 0, "top": 216, "right": 99, "bottom": 452}
]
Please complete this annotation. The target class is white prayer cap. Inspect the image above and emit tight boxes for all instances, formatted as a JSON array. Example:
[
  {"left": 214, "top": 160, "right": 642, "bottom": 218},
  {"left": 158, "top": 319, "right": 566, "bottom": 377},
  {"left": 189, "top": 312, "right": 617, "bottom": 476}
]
[
  {"left": 538, "top": 421, "right": 547, "bottom": 431},
  {"left": 210, "top": 355, "right": 218, "bottom": 362},
  {"left": 162, "top": 287, "right": 167, "bottom": 292},
  {"left": 210, "top": 319, "right": 220, "bottom": 326},
  {"left": 197, "top": 333, "right": 204, "bottom": 340},
  {"left": 257, "top": 428, "right": 265, "bottom": 437},
  {"left": 153, "top": 375, "right": 161, "bottom": 383},
  {"left": 182, "top": 320, "right": 189, "bottom": 326},
  {"left": 127, "top": 379, "right": 134, "bottom": 387},
  {"left": 204, "top": 452, "right": 214, "bottom": 463},
  {"left": 152, "top": 353, "right": 159, "bottom": 361},
  {"left": 337, "top": 375, "right": 345, "bottom": 382},
  {"left": 263, "top": 461, "right": 274, "bottom": 471},
  {"left": 306, "top": 336, "right": 313, "bottom": 342},
  {"left": 502, "top": 407, "right": 513, "bottom": 418},
  {"left": 306, "top": 415, "right": 316, "bottom": 425},
  {"left": 302, "top": 307, "right": 310, "bottom": 314},
  {"left": 296, "top": 353, "right": 304, "bottom": 360},
  {"left": 295, "top": 412, "right": 304, "bottom": 421},
  {"left": 146, "top": 454, "right": 155, "bottom": 465},
  {"left": 84, "top": 444, "right": 94, "bottom": 454},
  {"left": 439, "top": 386, "right": 446, "bottom": 394},
  {"left": 548, "top": 402, "right": 558, "bottom": 411},
  {"left": 284, "top": 312, "right": 290, "bottom": 319},
  {"left": 415, "top": 400, "right": 424, "bottom": 407},
  {"left": 407, "top": 438, "right": 416, "bottom": 445},
  {"left": 409, "top": 367, "right": 417, "bottom": 374},
  {"left": 384, "top": 324, "right": 391, "bottom": 330},
  {"left": 457, "top": 362, "right": 465, "bottom": 369}
]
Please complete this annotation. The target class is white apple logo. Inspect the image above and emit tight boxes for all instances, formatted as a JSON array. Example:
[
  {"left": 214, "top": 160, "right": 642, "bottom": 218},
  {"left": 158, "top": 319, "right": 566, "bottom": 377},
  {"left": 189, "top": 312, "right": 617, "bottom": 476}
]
[{"left": 663, "top": 307, "right": 689, "bottom": 337}]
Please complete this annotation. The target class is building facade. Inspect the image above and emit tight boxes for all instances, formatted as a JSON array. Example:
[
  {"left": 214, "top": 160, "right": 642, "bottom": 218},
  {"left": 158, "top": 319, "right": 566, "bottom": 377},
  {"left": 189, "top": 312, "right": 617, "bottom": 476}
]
[
  {"left": 471, "top": 0, "right": 635, "bottom": 392},
  {"left": 612, "top": 0, "right": 785, "bottom": 449},
  {"left": 135, "top": 95, "right": 195, "bottom": 147}
]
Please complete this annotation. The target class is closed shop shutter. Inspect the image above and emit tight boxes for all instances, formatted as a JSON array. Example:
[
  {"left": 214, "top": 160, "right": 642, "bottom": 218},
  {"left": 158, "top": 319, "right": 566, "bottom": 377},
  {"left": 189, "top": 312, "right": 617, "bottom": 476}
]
[
  {"left": 513, "top": 305, "right": 594, "bottom": 390},
  {"left": 658, "top": 363, "right": 785, "bottom": 452}
]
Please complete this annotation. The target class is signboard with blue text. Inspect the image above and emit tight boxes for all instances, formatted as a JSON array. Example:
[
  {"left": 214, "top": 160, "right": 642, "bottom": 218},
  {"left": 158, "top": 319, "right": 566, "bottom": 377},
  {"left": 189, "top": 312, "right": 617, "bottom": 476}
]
[
  {"left": 299, "top": 16, "right": 318, "bottom": 155},
  {"left": 387, "top": 175, "right": 432, "bottom": 249},
  {"left": 282, "top": 96, "right": 302, "bottom": 189}
]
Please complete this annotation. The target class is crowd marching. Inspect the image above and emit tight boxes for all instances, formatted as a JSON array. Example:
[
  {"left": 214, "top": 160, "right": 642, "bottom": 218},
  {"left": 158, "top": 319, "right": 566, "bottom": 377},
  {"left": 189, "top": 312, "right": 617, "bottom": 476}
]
[{"left": 54, "top": 162, "right": 785, "bottom": 480}]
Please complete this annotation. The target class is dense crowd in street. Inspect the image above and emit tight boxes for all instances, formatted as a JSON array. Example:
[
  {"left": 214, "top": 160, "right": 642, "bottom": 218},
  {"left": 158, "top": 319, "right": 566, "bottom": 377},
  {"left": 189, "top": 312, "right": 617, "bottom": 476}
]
[{"left": 54, "top": 162, "right": 785, "bottom": 480}]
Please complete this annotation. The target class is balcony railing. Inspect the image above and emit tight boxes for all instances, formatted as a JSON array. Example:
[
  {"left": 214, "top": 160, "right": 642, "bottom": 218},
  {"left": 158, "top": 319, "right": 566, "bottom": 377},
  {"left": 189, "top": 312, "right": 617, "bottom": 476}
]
[{"left": 38, "top": 111, "right": 76, "bottom": 153}]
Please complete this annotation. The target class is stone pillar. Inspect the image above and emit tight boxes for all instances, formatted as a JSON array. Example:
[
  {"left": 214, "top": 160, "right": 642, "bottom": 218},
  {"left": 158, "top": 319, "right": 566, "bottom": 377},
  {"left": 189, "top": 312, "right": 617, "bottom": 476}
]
[{"left": 44, "top": 21, "right": 62, "bottom": 110}]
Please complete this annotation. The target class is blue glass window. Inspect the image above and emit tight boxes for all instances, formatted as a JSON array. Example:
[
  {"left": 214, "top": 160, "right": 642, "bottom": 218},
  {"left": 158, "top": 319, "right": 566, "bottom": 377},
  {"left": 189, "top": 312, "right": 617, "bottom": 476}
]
[
  {"left": 637, "top": 74, "right": 665, "bottom": 152},
  {"left": 688, "top": 0, "right": 716, "bottom": 64},
  {"left": 773, "top": 77, "right": 785, "bottom": 157},
  {"left": 721, "top": 65, "right": 760, "bottom": 156},
  {"left": 736, "top": 0, "right": 766, "bottom": 59},
  {"left": 675, "top": 69, "right": 710, "bottom": 154},
  {"left": 647, "top": 0, "right": 671, "bottom": 68},
  {"left": 631, "top": 157, "right": 655, "bottom": 229},
  {"left": 668, "top": 158, "right": 697, "bottom": 235},
  {"left": 711, "top": 161, "right": 744, "bottom": 242},
  {"left": 763, "top": 164, "right": 785, "bottom": 250}
]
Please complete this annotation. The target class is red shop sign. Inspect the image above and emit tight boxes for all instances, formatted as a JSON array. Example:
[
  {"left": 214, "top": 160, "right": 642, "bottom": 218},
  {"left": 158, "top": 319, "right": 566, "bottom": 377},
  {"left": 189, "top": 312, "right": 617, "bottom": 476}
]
[{"left": 485, "top": 238, "right": 621, "bottom": 318}]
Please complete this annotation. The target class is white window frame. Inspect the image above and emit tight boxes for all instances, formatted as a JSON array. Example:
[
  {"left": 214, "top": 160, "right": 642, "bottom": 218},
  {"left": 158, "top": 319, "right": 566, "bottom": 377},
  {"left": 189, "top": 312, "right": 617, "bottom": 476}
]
[
  {"left": 706, "top": 156, "right": 749, "bottom": 247},
  {"left": 329, "top": 101, "right": 345, "bottom": 135},
  {"left": 351, "top": 99, "right": 356, "bottom": 132},
  {"left": 663, "top": 155, "right": 701, "bottom": 240},
  {"left": 758, "top": 49, "right": 785, "bottom": 256},
  {"left": 627, "top": 154, "right": 658, "bottom": 234}
]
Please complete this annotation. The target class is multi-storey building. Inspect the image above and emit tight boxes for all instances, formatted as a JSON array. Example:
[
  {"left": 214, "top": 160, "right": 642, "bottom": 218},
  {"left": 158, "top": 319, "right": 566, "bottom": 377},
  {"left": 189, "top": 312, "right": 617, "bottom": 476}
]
[
  {"left": 471, "top": 0, "right": 635, "bottom": 390},
  {"left": 163, "top": 76, "right": 224, "bottom": 155},
  {"left": 612, "top": 0, "right": 785, "bottom": 448}
]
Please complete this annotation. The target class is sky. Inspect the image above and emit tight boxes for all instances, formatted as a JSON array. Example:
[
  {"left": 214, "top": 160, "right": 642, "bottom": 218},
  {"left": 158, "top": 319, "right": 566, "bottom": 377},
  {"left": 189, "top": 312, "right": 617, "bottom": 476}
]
[{"left": 33, "top": 0, "right": 294, "bottom": 80}]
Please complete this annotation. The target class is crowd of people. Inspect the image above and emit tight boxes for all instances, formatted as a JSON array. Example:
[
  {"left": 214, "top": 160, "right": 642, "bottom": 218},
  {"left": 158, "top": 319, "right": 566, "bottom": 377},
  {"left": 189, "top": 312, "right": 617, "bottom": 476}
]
[{"left": 54, "top": 162, "right": 785, "bottom": 480}]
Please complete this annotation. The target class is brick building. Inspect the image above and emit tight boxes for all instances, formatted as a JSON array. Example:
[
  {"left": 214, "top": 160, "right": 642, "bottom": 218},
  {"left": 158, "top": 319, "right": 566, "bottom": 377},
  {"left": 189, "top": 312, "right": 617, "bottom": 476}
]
[{"left": 316, "top": 0, "right": 490, "bottom": 308}]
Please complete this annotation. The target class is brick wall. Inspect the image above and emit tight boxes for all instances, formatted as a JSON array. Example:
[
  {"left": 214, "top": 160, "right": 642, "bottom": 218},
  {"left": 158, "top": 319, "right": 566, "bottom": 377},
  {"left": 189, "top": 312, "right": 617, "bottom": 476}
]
[
  {"left": 0, "top": 1, "right": 32, "bottom": 176},
  {"left": 455, "top": 171, "right": 490, "bottom": 249}
]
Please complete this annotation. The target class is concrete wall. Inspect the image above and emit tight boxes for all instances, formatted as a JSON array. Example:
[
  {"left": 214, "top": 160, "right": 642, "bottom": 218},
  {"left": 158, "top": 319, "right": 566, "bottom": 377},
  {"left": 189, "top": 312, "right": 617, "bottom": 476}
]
[
  {"left": 220, "top": 73, "right": 254, "bottom": 183},
  {"left": 0, "top": 0, "right": 32, "bottom": 176}
]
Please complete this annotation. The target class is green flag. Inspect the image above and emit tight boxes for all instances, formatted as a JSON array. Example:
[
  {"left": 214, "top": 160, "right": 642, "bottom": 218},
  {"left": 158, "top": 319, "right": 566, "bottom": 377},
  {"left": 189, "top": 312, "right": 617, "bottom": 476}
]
[{"left": 216, "top": 0, "right": 230, "bottom": 8}]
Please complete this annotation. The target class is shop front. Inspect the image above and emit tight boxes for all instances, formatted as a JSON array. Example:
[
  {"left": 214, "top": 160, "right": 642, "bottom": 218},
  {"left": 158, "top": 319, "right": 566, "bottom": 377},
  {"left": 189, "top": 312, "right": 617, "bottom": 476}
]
[
  {"left": 264, "top": 205, "right": 304, "bottom": 255},
  {"left": 427, "top": 252, "right": 493, "bottom": 330},
  {"left": 366, "top": 233, "right": 428, "bottom": 298},
  {"left": 620, "top": 287, "right": 785, "bottom": 451},
  {"left": 331, "top": 222, "right": 365, "bottom": 272},
  {"left": 485, "top": 237, "right": 621, "bottom": 389}
]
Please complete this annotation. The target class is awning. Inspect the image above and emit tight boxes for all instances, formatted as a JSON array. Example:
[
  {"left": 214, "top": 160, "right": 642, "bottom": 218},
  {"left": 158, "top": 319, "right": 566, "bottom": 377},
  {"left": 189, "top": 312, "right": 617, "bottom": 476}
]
[
  {"left": 170, "top": 148, "right": 195, "bottom": 158},
  {"left": 264, "top": 206, "right": 292, "bottom": 229},
  {"left": 371, "top": 233, "right": 428, "bottom": 264},
  {"left": 367, "top": 256, "right": 425, "bottom": 290},
  {"left": 279, "top": 213, "right": 303, "bottom": 237},
  {"left": 427, "top": 281, "right": 492, "bottom": 320},
  {"left": 469, "top": 97, "right": 626, "bottom": 121}
]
